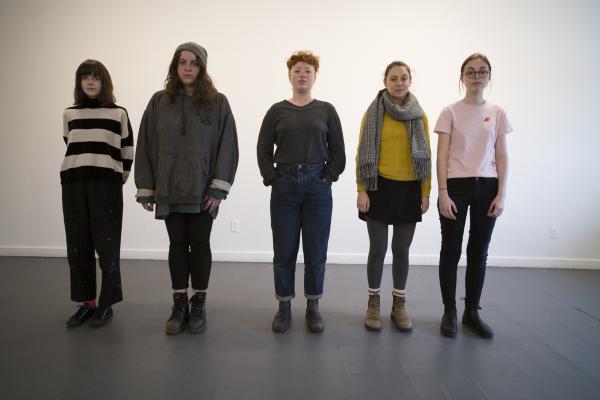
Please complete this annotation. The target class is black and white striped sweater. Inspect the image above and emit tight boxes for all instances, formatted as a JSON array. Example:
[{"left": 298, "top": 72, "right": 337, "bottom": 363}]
[{"left": 61, "top": 99, "right": 134, "bottom": 184}]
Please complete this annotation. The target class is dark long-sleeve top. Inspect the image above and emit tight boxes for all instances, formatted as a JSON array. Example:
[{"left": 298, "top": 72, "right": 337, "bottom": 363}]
[
  {"left": 134, "top": 91, "right": 239, "bottom": 205},
  {"left": 61, "top": 98, "right": 134, "bottom": 184},
  {"left": 256, "top": 100, "right": 346, "bottom": 186}
]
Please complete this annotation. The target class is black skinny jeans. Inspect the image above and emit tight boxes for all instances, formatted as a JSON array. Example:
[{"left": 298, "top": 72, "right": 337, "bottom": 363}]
[
  {"left": 164, "top": 212, "right": 213, "bottom": 291},
  {"left": 438, "top": 177, "right": 498, "bottom": 308}
]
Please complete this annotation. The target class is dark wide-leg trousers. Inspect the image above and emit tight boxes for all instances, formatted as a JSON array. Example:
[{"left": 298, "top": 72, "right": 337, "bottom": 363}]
[{"left": 62, "top": 180, "right": 123, "bottom": 306}]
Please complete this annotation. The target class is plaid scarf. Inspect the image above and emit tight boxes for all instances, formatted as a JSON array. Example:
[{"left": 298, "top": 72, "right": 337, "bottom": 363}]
[{"left": 357, "top": 89, "right": 430, "bottom": 191}]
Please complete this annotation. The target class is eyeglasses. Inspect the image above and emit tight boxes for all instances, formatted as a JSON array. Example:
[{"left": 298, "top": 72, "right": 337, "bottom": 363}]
[{"left": 464, "top": 70, "right": 489, "bottom": 78}]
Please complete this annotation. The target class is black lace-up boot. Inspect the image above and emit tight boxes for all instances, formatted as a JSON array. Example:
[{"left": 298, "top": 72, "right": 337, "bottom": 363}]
[
  {"left": 187, "top": 292, "right": 207, "bottom": 333},
  {"left": 165, "top": 292, "right": 189, "bottom": 335}
]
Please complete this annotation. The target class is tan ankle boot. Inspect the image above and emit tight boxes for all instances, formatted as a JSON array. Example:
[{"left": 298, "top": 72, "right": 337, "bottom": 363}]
[
  {"left": 391, "top": 295, "right": 412, "bottom": 331},
  {"left": 364, "top": 294, "right": 381, "bottom": 331}
]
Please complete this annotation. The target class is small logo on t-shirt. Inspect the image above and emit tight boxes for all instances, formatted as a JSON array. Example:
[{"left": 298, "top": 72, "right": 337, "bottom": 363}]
[
  {"left": 484, "top": 116, "right": 491, "bottom": 122},
  {"left": 199, "top": 113, "right": 213, "bottom": 126}
]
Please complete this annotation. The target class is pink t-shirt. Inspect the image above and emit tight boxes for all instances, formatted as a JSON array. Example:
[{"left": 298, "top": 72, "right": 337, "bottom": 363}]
[{"left": 434, "top": 100, "right": 512, "bottom": 178}]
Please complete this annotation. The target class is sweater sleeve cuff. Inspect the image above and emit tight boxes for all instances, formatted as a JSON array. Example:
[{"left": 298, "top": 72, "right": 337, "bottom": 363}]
[
  {"left": 207, "top": 187, "right": 227, "bottom": 200},
  {"left": 357, "top": 180, "right": 365, "bottom": 192},
  {"left": 421, "top": 180, "right": 431, "bottom": 197},
  {"left": 136, "top": 188, "right": 155, "bottom": 198},
  {"left": 324, "top": 170, "right": 339, "bottom": 183},
  {"left": 136, "top": 196, "right": 155, "bottom": 204},
  {"left": 263, "top": 170, "right": 280, "bottom": 186},
  {"left": 209, "top": 179, "right": 231, "bottom": 192}
]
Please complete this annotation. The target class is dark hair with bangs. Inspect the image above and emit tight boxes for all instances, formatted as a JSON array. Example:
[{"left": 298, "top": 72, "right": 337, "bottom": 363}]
[
  {"left": 164, "top": 50, "right": 217, "bottom": 107},
  {"left": 74, "top": 59, "right": 115, "bottom": 106}
]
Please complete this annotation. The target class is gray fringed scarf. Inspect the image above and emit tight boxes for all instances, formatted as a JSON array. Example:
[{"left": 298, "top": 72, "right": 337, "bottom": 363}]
[{"left": 357, "top": 89, "right": 430, "bottom": 191}]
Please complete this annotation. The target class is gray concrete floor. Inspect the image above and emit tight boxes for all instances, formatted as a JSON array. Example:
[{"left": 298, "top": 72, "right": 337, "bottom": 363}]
[{"left": 1, "top": 256, "right": 599, "bottom": 399}]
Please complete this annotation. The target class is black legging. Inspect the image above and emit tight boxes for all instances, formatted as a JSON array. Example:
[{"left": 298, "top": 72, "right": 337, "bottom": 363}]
[
  {"left": 366, "top": 218, "right": 416, "bottom": 290},
  {"left": 164, "top": 212, "right": 213, "bottom": 291}
]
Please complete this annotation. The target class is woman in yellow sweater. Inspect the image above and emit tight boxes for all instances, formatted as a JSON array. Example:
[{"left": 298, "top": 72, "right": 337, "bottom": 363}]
[{"left": 356, "top": 61, "right": 431, "bottom": 331}]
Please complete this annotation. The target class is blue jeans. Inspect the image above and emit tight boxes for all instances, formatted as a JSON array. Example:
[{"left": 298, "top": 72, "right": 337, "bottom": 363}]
[
  {"left": 438, "top": 177, "right": 498, "bottom": 308},
  {"left": 270, "top": 164, "right": 332, "bottom": 301}
]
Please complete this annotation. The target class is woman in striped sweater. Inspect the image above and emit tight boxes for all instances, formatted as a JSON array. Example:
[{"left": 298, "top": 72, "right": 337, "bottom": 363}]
[{"left": 61, "top": 59, "right": 134, "bottom": 328}]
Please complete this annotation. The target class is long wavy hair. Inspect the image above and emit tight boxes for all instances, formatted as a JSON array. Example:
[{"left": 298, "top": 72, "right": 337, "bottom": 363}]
[
  {"left": 164, "top": 50, "right": 217, "bottom": 106},
  {"left": 74, "top": 59, "right": 115, "bottom": 106}
]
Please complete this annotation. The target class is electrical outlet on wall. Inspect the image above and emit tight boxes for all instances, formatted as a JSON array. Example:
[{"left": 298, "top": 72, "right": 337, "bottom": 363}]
[
  {"left": 549, "top": 226, "right": 558, "bottom": 239},
  {"left": 230, "top": 220, "right": 240, "bottom": 233}
]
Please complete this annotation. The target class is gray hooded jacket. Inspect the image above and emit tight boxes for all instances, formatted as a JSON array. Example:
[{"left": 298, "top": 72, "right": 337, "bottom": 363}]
[{"left": 134, "top": 91, "right": 239, "bottom": 205}]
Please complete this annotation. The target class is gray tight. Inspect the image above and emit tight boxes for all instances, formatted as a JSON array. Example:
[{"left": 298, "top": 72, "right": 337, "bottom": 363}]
[{"left": 366, "top": 218, "right": 416, "bottom": 290}]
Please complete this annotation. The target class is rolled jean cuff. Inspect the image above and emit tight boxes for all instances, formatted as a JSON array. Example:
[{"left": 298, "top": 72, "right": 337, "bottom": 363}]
[
  {"left": 305, "top": 293, "right": 323, "bottom": 300},
  {"left": 276, "top": 294, "right": 294, "bottom": 302}
]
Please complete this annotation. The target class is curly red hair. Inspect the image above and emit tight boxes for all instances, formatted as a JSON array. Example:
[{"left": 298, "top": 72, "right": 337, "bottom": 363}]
[{"left": 286, "top": 50, "right": 320, "bottom": 73}]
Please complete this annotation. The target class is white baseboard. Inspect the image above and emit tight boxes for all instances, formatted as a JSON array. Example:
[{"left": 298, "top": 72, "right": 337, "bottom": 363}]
[{"left": 0, "top": 246, "right": 598, "bottom": 269}]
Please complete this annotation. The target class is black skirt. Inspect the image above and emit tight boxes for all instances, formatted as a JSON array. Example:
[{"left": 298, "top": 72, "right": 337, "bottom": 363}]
[{"left": 359, "top": 175, "right": 422, "bottom": 224}]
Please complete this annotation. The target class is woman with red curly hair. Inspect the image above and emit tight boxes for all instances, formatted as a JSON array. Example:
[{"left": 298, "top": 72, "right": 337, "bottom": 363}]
[{"left": 257, "top": 51, "right": 346, "bottom": 333}]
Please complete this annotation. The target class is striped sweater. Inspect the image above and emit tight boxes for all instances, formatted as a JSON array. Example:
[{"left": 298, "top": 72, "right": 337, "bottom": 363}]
[{"left": 61, "top": 99, "right": 134, "bottom": 184}]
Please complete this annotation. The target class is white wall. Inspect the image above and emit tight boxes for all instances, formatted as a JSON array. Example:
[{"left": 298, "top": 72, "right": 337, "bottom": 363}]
[{"left": 1, "top": 0, "right": 599, "bottom": 268}]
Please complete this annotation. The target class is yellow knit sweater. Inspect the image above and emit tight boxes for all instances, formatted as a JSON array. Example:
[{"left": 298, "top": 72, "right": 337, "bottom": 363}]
[{"left": 356, "top": 112, "right": 431, "bottom": 196}]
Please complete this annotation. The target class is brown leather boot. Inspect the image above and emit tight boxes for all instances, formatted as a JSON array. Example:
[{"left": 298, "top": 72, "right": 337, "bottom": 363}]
[
  {"left": 391, "top": 295, "right": 412, "bottom": 331},
  {"left": 364, "top": 294, "right": 381, "bottom": 331}
]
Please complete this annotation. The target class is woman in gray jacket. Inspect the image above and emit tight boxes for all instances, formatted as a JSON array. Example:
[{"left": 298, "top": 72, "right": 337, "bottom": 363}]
[{"left": 135, "top": 42, "right": 239, "bottom": 335}]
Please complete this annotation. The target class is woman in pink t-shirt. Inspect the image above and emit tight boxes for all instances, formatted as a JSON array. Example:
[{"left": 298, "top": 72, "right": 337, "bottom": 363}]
[{"left": 434, "top": 53, "right": 512, "bottom": 339}]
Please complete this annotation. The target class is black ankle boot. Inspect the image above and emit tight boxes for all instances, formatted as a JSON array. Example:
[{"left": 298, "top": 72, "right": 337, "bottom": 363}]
[
  {"left": 187, "top": 292, "right": 207, "bottom": 334},
  {"left": 306, "top": 299, "right": 324, "bottom": 333},
  {"left": 272, "top": 301, "right": 291, "bottom": 332},
  {"left": 440, "top": 306, "right": 457, "bottom": 338},
  {"left": 165, "top": 292, "right": 189, "bottom": 335},
  {"left": 462, "top": 306, "right": 494, "bottom": 338}
]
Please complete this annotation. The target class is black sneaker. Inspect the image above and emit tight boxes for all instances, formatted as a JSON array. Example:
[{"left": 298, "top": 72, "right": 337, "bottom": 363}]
[
  {"left": 89, "top": 306, "right": 113, "bottom": 327},
  {"left": 66, "top": 304, "right": 95, "bottom": 327}
]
